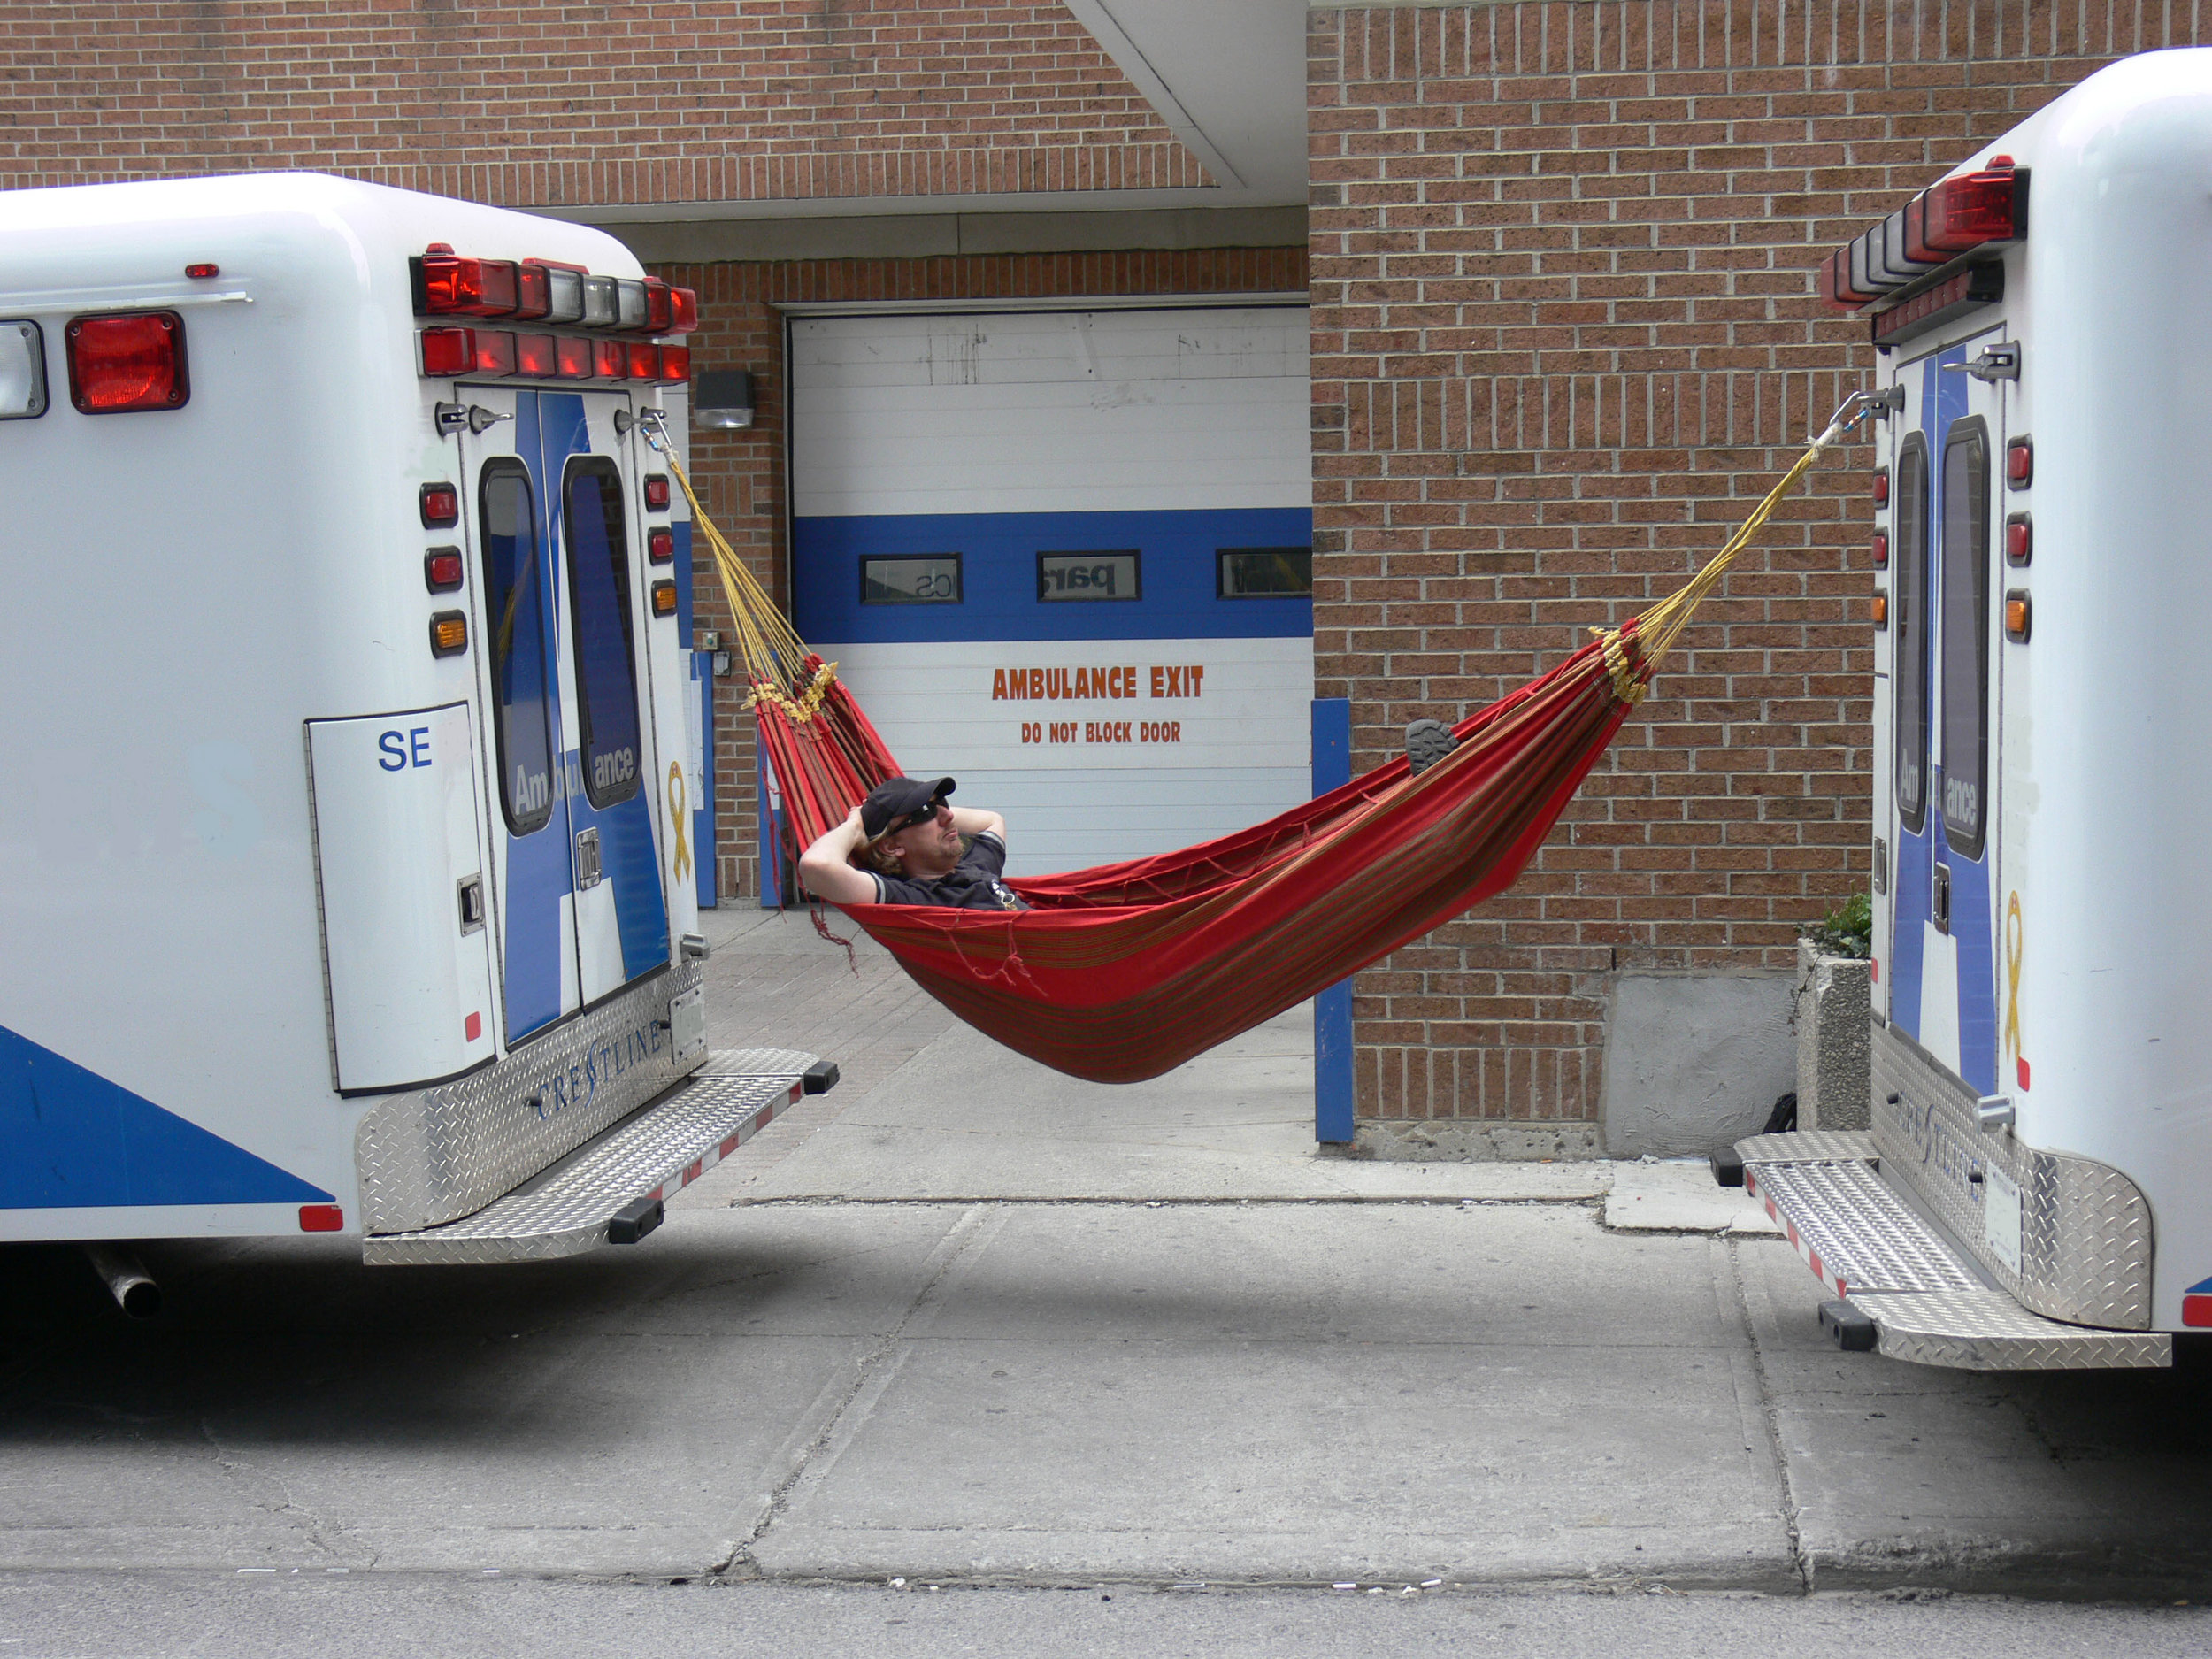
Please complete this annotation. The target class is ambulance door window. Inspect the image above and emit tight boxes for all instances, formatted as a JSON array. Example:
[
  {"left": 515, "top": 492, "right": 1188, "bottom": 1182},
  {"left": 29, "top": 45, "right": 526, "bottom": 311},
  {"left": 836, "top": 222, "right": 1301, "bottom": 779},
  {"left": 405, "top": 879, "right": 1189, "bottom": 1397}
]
[
  {"left": 561, "top": 457, "right": 643, "bottom": 808},
  {"left": 1939, "top": 419, "right": 1990, "bottom": 858},
  {"left": 480, "top": 461, "right": 556, "bottom": 834},
  {"left": 1893, "top": 434, "right": 1932, "bottom": 835}
]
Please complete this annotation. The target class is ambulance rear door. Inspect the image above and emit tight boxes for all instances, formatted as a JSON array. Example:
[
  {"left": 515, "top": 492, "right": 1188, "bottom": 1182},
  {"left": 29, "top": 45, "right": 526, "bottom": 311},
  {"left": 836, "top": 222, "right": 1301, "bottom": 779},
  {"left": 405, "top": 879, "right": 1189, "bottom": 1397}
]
[
  {"left": 538, "top": 388, "right": 672, "bottom": 1008},
  {"left": 1882, "top": 324, "right": 2008, "bottom": 1098},
  {"left": 462, "top": 381, "right": 676, "bottom": 1044},
  {"left": 460, "top": 386, "right": 579, "bottom": 1042}
]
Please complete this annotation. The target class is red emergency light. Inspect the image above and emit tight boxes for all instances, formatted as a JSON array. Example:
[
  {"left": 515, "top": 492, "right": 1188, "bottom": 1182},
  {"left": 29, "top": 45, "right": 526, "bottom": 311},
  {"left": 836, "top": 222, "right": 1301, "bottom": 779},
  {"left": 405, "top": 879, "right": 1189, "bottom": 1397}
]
[
  {"left": 645, "top": 278, "right": 673, "bottom": 334},
  {"left": 670, "top": 287, "right": 699, "bottom": 334},
  {"left": 555, "top": 335, "right": 594, "bottom": 380},
  {"left": 65, "top": 311, "right": 188, "bottom": 413},
  {"left": 512, "top": 264, "right": 552, "bottom": 321},
  {"left": 657, "top": 344, "right": 691, "bottom": 383},
  {"left": 513, "top": 333, "right": 557, "bottom": 378},
  {"left": 1906, "top": 158, "right": 2023, "bottom": 262},
  {"left": 626, "top": 341, "right": 658, "bottom": 382},
  {"left": 594, "top": 338, "right": 626, "bottom": 380},
  {"left": 416, "top": 254, "right": 519, "bottom": 318}
]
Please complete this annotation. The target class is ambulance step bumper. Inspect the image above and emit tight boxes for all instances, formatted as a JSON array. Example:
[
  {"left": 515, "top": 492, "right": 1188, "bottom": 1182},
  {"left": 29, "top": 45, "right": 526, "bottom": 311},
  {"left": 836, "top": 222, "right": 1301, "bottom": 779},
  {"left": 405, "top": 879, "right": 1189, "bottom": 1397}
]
[
  {"left": 1737, "top": 1131, "right": 2171, "bottom": 1371},
  {"left": 362, "top": 1049, "right": 823, "bottom": 1266}
]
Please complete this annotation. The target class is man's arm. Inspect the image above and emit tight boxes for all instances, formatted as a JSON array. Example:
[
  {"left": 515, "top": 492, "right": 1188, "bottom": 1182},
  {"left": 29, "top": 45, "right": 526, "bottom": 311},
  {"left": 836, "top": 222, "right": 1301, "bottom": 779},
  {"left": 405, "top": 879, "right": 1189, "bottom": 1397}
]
[
  {"left": 796, "top": 805, "right": 882, "bottom": 906},
  {"left": 949, "top": 806, "right": 1005, "bottom": 842}
]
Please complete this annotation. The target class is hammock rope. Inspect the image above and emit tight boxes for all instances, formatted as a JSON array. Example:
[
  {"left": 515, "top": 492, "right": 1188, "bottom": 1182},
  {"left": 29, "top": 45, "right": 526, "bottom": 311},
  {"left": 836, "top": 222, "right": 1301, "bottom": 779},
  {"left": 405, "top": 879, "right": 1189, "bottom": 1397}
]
[{"left": 635, "top": 392, "right": 1876, "bottom": 1084}]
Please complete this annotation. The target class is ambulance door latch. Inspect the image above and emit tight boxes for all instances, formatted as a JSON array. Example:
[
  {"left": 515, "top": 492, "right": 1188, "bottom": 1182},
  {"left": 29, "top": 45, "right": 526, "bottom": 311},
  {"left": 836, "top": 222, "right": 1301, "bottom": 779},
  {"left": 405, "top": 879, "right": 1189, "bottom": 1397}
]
[
  {"left": 1947, "top": 343, "right": 2021, "bottom": 383},
  {"left": 575, "top": 827, "right": 603, "bottom": 890},
  {"left": 1975, "top": 1095, "right": 2016, "bottom": 1132},
  {"left": 434, "top": 401, "right": 512, "bottom": 437}
]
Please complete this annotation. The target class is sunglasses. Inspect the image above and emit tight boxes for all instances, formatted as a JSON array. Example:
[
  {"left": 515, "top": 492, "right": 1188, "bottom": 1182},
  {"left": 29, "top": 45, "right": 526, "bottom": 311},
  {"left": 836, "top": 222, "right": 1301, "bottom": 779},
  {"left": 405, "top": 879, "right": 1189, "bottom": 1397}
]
[{"left": 887, "top": 801, "right": 948, "bottom": 835}]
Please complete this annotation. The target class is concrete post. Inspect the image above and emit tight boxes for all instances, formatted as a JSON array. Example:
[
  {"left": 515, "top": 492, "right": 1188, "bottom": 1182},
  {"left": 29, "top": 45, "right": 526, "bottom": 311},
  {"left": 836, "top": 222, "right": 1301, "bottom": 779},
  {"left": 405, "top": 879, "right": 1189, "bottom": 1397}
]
[{"left": 1795, "top": 939, "right": 1871, "bottom": 1132}]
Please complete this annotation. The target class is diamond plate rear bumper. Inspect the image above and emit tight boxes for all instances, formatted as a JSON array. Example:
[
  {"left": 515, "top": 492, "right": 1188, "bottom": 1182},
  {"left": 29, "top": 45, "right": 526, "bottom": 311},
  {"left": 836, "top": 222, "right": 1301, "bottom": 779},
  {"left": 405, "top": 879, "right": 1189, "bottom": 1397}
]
[
  {"left": 1739, "top": 1131, "right": 2171, "bottom": 1371},
  {"left": 362, "top": 1051, "right": 821, "bottom": 1265}
]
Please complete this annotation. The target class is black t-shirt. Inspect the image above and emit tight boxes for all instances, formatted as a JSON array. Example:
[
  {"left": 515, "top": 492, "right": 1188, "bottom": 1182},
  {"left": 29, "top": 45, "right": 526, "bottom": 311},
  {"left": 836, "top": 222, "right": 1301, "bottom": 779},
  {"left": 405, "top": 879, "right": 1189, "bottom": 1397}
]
[{"left": 867, "top": 830, "right": 1028, "bottom": 910}]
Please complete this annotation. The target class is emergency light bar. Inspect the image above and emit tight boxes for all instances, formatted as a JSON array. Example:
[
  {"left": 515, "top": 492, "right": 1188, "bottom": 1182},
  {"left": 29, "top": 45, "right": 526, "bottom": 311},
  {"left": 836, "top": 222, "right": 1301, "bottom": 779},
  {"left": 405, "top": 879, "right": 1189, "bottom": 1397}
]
[
  {"left": 1819, "top": 157, "right": 2027, "bottom": 316},
  {"left": 411, "top": 243, "right": 697, "bottom": 388}
]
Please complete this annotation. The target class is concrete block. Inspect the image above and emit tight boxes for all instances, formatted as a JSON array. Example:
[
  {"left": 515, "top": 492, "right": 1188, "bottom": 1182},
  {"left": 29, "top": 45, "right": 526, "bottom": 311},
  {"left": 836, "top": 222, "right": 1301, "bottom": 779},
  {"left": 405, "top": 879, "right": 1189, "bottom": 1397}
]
[
  {"left": 1604, "top": 1160, "right": 1782, "bottom": 1235},
  {"left": 1601, "top": 973, "right": 1796, "bottom": 1157},
  {"left": 1795, "top": 940, "right": 1872, "bottom": 1132}
]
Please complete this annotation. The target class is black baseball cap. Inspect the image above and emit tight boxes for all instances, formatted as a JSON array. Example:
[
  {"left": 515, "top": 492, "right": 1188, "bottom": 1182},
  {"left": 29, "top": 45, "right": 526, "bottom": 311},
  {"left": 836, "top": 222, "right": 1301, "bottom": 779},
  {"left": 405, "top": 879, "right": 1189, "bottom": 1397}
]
[{"left": 860, "top": 775, "right": 956, "bottom": 840}]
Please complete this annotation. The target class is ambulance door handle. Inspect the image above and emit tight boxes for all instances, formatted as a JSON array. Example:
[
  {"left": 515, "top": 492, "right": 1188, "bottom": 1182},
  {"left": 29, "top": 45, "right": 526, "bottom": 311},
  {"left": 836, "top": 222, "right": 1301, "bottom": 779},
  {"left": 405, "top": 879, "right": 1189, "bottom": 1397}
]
[
  {"left": 1944, "top": 343, "right": 2020, "bottom": 383},
  {"left": 434, "top": 401, "right": 511, "bottom": 437}
]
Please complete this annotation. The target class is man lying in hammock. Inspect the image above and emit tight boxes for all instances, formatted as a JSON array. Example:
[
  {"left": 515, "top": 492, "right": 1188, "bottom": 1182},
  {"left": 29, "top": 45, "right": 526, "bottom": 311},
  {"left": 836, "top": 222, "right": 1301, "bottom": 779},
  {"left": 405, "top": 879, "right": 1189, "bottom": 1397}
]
[{"left": 796, "top": 775, "right": 1030, "bottom": 911}]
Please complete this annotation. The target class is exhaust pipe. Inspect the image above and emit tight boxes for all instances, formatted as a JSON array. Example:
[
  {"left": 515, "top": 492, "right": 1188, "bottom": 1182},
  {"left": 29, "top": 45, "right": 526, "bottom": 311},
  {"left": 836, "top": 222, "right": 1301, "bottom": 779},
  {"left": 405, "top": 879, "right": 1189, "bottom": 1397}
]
[{"left": 81, "top": 1243, "right": 160, "bottom": 1320}]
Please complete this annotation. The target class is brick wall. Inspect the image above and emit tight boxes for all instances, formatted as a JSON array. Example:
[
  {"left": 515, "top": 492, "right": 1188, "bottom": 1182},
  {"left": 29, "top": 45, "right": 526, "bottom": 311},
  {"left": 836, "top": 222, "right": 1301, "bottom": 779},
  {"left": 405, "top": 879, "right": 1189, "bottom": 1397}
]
[
  {"left": 3, "top": 1, "right": 1207, "bottom": 203},
  {"left": 1308, "top": 2, "right": 2200, "bottom": 1127},
  {"left": 653, "top": 247, "right": 1310, "bottom": 901}
]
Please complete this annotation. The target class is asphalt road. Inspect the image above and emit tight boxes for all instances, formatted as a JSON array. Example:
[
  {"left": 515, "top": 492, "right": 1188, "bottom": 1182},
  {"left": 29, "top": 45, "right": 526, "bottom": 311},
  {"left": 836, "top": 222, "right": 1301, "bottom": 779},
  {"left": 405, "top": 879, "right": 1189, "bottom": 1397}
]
[{"left": 9, "top": 910, "right": 2212, "bottom": 1653}]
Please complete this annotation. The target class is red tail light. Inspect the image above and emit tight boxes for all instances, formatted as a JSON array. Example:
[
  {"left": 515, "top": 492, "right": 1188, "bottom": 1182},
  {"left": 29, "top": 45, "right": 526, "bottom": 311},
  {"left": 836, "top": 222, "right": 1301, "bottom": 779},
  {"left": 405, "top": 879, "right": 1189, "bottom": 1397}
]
[
  {"left": 670, "top": 287, "right": 699, "bottom": 334},
  {"left": 513, "top": 333, "right": 557, "bottom": 378},
  {"left": 65, "top": 311, "right": 188, "bottom": 413},
  {"left": 2006, "top": 513, "right": 2032, "bottom": 565},
  {"left": 594, "top": 338, "right": 626, "bottom": 380},
  {"left": 1871, "top": 469, "right": 1889, "bottom": 508},
  {"left": 2007, "top": 436, "right": 2032, "bottom": 488},
  {"left": 1906, "top": 162, "right": 2021, "bottom": 260},
  {"left": 626, "top": 341, "right": 658, "bottom": 381},
  {"left": 299, "top": 1204, "right": 344, "bottom": 1233},
  {"left": 416, "top": 255, "right": 519, "bottom": 318},
  {"left": 643, "top": 474, "right": 671, "bottom": 511},
  {"left": 645, "top": 278, "right": 673, "bottom": 333},
  {"left": 657, "top": 344, "right": 691, "bottom": 383},
  {"left": 421, "top": 483, "right": 460, "bottom": 528},
  {"left": 425, "top": 549, "right": 465, "bottom": 592},
  {"left": 1871, "top": 531, "right": 1888, "bottom": 569},
  {"left": 513, "top": 264, "right": 552, "bottom": 320},
  {"left": 648, "top": 526, "right": 675, "bottom": 563}
]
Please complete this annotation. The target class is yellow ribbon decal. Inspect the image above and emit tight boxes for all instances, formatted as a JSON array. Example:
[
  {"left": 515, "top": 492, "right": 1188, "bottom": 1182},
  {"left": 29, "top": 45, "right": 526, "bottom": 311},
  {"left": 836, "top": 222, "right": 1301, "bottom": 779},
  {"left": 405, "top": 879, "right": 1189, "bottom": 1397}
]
[
  {"left": 667, "top": 762, "right": 693, "bottom": 882},
  {"left": 2002, "top": 890, "right": 2024, "bottom": 1063}
]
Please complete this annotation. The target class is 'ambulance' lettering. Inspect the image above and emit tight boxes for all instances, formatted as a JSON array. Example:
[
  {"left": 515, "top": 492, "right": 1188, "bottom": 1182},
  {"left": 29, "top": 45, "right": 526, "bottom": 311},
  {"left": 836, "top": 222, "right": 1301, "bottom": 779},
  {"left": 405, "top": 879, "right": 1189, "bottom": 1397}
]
[{"left": 991, "top": 665, "right": 1137, "bottom": 700}]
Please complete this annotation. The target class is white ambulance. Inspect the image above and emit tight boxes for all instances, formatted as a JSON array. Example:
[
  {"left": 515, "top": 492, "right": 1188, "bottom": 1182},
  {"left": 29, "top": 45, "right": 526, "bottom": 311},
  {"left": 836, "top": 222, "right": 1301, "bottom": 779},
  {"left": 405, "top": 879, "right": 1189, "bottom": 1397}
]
[
  {"left": 0, "top": 173, "right": 829, "bottom": 1291},
  {"left": 1732, "top": 50, "right": 2212, "bottom": 1367}
]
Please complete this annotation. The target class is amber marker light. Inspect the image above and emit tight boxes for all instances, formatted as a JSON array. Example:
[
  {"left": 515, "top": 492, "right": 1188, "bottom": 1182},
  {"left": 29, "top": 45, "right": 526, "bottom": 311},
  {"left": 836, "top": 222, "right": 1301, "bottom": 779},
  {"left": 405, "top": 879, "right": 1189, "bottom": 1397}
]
[
  {"left": 2004, "top": 590, "right": 2032, "bottom": 642},
  {"left": 1871, "top": 591, "right": 1889, "bottom": 629},
  {"left": 649, "top": 580, "right": 679, "bottom": 618},
  {"left": 429, "top": 611, "right": 469, "bottom": 657}
]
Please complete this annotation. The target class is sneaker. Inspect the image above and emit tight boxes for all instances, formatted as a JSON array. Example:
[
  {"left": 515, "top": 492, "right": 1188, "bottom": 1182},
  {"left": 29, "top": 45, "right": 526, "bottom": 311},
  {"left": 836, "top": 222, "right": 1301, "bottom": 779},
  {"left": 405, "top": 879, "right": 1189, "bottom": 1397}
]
[{"left": 1405, "top": 718, "right": 1457, "bottom": 776}]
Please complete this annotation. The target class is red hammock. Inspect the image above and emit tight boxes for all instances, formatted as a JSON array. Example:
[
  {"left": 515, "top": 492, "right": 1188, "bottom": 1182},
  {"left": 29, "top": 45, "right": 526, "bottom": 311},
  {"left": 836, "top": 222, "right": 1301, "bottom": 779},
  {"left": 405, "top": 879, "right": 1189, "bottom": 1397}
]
[
  {"left": 647, "top": 397, "right": 1862, "bottom": 1085},
  {"left": 755, "top": 635, "right": 1636, "bottom": 1082}
]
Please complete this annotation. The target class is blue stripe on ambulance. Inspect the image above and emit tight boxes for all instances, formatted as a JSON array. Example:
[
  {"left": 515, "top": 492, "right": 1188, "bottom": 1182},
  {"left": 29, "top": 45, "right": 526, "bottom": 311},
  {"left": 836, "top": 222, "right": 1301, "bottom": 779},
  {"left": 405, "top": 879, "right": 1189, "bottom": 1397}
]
[
  {"left": 794, "top": 507, "right": 1316, "bottom": 643},
  {"left": 541, "top": 391, "right": 669, "bottom": 985},
  {"left": 1, "top": 1022, "right": 331, "bottom": 1209},
  {"left": 1886, "top": 356, "right": 1941, "bottom": 1041},
  {"left": 501, "top": 388, "right": 572, "bottom": 1041}
]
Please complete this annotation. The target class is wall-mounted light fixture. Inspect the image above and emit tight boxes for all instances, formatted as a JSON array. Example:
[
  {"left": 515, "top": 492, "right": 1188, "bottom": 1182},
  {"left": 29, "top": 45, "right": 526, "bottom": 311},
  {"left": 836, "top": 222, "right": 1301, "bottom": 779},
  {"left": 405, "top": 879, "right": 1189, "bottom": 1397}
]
[{"left": 695, "top": 368, "right": 755, "bottom": 430}]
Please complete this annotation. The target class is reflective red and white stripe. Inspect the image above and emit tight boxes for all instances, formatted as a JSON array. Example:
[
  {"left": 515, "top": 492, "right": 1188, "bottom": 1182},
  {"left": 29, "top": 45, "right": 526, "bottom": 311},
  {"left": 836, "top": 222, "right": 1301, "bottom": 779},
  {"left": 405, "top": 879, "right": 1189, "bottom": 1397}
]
[
  {"left": 1743, "top": 1167, "right": 1853, "bottom": 1299},
  {"left": 641, "top": 1080, "right": 804, "bottom": 1204}
]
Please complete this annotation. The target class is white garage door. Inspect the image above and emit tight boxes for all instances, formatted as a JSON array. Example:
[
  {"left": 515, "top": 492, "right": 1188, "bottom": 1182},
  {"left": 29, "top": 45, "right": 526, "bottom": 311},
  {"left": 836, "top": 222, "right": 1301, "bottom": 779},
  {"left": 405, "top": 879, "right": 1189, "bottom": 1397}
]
[{"left": 788, "top": 303, "right": 1313, "bottom": 878}]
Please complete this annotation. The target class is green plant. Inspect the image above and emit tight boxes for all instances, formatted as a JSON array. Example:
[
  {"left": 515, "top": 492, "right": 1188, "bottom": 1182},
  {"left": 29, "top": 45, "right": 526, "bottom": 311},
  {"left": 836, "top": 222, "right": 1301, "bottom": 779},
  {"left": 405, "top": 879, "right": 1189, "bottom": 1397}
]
[{"left": 1804, "top": 891, "right": 1872, "bottom": 959}]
